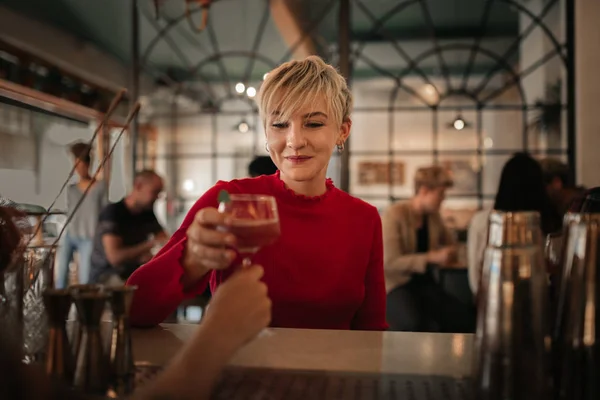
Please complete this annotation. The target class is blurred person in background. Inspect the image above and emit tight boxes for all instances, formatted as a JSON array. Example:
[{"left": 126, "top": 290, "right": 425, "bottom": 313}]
[
  {"left": 0, "top": 205, "right": 271, "bottom": 400},
  {"left": 90, "top": 170, "right": 168, "bottom": 286},
  {"left": 382, "top": 166, "right": 472, "bottom": 333},
  {"left": 539, "top": 157, "right": 586, "bottom": 217},
  {"left": 468, "top": 152, "right": 562, "bottom": 296},
  {"left": 127, "top": 56, "right": 387, "bottom": 331},
  {"left": 248, "top": 155, "right": 278, "bottom": 177},
  {"left": 55, "top": 141, "right": 109, "bottom": 289}
]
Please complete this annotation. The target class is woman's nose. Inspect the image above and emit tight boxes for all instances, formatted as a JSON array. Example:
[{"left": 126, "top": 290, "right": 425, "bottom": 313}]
[{"left": 286, "top": 124, "right": 307, "bottom": 149}]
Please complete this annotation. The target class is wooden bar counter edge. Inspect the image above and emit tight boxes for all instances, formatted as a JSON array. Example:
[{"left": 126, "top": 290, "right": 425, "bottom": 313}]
[{"left": 132, "top": 324, "right": 474, "bottom": 377}]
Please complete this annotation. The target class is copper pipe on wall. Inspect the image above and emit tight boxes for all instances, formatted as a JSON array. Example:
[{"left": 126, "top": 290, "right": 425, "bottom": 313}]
[{"left": 0, "top": 78, "right": 126, "bottom": 127}]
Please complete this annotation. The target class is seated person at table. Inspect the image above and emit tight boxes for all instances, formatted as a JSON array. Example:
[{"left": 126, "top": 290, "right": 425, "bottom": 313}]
[
  {"left": 0, "top": 205, "right": 271, "bottom": 400},
  {"left": 127, "top": 56, "right": 387, "bottom": 331},
  {"left": 539, "top": 157, "right": 585, "bottom": 217},
  {"left": 90, "top": 170, "right": 168, "bottom": 286},
  {"left": 248, "top": 155, "right": 278, "bottom": 177},
  {"left": 382, "top": 166, "right": 473, "bottom": 333},
  {"left": 467, "top": 153, "right": 561, "bottom": 296}
]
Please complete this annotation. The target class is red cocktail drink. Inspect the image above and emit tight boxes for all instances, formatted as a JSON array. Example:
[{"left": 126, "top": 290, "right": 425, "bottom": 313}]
[
  {"left": 227, "top": 219, "right": 281, "bottom": 254},
  {"left": 218, "top": 194, "right": 280, "bottom": 266}
]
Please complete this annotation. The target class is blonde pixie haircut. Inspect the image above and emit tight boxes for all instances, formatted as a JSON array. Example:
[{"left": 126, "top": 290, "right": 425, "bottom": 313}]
[{"left": 257, "top": 55, "right": 353, "bottom": 129}]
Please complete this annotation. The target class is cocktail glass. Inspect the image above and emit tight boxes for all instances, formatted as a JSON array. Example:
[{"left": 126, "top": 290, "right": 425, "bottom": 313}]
[{"left": 218, "top": 194, "right": 280, "bottom": 267}]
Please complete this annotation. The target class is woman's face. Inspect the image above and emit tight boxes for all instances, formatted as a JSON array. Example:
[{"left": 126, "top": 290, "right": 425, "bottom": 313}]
[
  {"left": 74, "top": 157, "right": 90, "bottom": 177},
  {"left": 265, "top": 96, "right": 350, "bottom": 184}
]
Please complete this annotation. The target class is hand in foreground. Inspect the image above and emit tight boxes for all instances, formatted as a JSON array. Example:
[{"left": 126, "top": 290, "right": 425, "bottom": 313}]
[
  {"left": 133, "top": 265, "right": 271, "bottom": 400},
  {"left": 182, "top": 207, "right": 238, "bottom": 286},
  {"left": 201, "top": 264, "right": 272, "bottom": 352}
]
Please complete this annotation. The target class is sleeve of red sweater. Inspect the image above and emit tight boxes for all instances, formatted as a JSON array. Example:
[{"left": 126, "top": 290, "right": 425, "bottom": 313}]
[
  {"left": 351, "top": 208, "right": 389, "bottom": 331},
  {"left": 126, "top": 182, "right": 228, "bottom": 327}
]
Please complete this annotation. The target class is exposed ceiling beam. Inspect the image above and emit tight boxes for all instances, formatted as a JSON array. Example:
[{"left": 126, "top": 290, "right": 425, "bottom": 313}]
[
  {"left": 0, "top": 78, "right": 125, "bottom": 126},
  {"left": 270, "top": 0, "right": 316, "bottom": 60},
  {"left": 0, "top": 5, "right": 154, "bottom": 95}
]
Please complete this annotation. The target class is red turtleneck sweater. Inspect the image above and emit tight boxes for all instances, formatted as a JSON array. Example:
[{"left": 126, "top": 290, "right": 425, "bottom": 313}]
[{"left": 127, "top": 172, "right": 387, "bottom": 330}]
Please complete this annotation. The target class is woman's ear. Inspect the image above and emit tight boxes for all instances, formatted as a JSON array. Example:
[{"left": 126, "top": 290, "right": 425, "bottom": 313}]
[{"left": 338, "top": 118, "right": 352, "bottom": 144}]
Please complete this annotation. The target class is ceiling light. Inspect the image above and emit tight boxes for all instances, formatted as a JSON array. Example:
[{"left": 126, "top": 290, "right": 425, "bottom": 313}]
[
  {"left": 182, "top": 179, "right": 195, "bottom": 192},
  {"left": 238, "top": 121, "right": 249, "bottom": 133},
  {"left": 453, "top": 118, "right": 465, "bottom": 130},
  {"left": 446, "top": 112, "right": 472, "bottom": 131},
  {"left": 484, "top": 137, "right": 494, "bottom": 149},
  {"left": 235, "top": 82, "right": 245, "bottom": 94},
  {"left": 424, "top": 84, "right": 436, "bottom": 95},
  {"left": 246, "top": 87, "right": 256, "bottom": 98}
]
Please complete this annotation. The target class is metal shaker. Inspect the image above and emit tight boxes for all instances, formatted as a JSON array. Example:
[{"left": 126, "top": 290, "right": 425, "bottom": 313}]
[
  {"left": 552, "top": 213, "right": 591, "bottom": 341},
  {"left": 473, "top": 210, "right": 552, "bottom": 400},
  {"left": 475, "top": 211, "right": 543, "bottom": 345},
  {"left": 42, "top": 288, "right": 74, "bottom": 382},
  {"left": 555, "top": 216, "right": 600, "bottom": 400},
  {"left": 546, "top": 212, "right": 581, "bottom": 273},
  {"left": 68, "top": 284, "right": 105, "bottom": 358},
  {"left": 487, "top": 210, "right": 542, "bottom": 248},
  {"left": 72, "top": 291, "right": 110, "bottom": 395},
  {"left": 106, "top": 285, "right": 138, "bottom": 398},
  {"left": 547, "top": 213, "right": 581, "bottom": 332}
]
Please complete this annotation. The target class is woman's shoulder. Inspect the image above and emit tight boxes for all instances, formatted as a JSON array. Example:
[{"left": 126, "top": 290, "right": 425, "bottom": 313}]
[{"left": 333, "top": 189, "right": 381, "bottom": 218}]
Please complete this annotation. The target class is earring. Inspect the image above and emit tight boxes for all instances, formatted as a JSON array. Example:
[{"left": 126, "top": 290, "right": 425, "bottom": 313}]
[
  {"left": 336, "top": 142, "right": 345, "bottom": 153},
  {"left": 264, "top": 142, "right": 270, "bottom": 153}
]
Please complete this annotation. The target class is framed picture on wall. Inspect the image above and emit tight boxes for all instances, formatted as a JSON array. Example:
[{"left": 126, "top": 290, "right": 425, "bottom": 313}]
[
  {"left": 441, "top": 159, "right": 478, "bottom": 194},
  {"left": 358, "top": 161, "right": 405, "bottom": 185}
]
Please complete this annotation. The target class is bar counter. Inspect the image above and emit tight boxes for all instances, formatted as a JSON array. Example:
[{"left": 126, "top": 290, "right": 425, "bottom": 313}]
[{"left": 132, "top": 324, "right": 474, "bottom": 377}]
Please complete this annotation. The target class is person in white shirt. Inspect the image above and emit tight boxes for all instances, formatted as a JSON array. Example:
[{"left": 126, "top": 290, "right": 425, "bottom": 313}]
[{"left": 467, "top": 152, "right": 561, "bottom": 296}]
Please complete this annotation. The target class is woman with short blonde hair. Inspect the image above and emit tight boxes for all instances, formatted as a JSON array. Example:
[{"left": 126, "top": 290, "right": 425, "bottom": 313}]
[{"left": 128, "top": 56, "right": 387, "bottom": 330}]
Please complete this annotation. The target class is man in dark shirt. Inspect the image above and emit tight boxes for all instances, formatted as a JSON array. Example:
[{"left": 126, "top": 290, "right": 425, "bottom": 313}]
[{"left": 90, "top": 170, "right": 168, "bottom": 285}]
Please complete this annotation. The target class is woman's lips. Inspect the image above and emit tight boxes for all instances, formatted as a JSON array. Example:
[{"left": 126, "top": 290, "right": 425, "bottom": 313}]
[{"left": 285, "top": 155, "right": 312, "bottom": 164}]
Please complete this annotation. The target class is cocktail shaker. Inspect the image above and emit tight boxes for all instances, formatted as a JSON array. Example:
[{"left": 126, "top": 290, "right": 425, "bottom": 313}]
[
  {"left": 554, "top": 216, "right": 600, "bottom": 400},
  {"left": 473, "top": 211, "right": 551, "bottom": 400}
]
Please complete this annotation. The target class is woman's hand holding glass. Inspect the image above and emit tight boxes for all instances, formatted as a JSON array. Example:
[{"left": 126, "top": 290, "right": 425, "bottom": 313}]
[
  {"left": 182, "top": 194, "right": 280, "bottom": 289},
  {"left": 182, "top": 207, "right": 238, "bottom": 288}
]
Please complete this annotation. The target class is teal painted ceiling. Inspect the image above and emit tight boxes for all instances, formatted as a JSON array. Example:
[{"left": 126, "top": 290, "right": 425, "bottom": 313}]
[
  {"left": 0, "top": 0, "right": 521, "bottom": 78},
  {"left": 0, "top": 0, "right": 566, "bottom": 108}
]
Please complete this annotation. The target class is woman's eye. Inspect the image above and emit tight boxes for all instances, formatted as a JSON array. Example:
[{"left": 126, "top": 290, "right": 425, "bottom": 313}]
[
  {"left": 306, "top": 122, "right": 324, "bottom": 128},
  {"left": 271, "top": 122, "right": 288, "bottom": 129}
]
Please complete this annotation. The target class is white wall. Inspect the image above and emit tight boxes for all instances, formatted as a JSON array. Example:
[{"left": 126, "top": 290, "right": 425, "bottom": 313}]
[
  {"left": 0, "top": 112, "right": 128, "bottom": 210},
  {"left": 151, "top": 72, "right": 547, "bottom": 223},
  {"left": 575, "top": 0, "right": 600, "bottom": 188}
]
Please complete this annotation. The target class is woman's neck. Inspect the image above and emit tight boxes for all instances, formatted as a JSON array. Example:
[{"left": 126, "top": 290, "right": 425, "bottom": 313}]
[
  {"left": 78, "top": 173, "right": 92, "bottom": 182},
  {"left": 280, "top": 171, "right": 328, "bottom": 197}
]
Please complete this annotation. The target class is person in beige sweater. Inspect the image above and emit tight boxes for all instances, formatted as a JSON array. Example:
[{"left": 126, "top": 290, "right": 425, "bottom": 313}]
[{"left": 382, "top": 166, "right": 474, "bottom": 332}]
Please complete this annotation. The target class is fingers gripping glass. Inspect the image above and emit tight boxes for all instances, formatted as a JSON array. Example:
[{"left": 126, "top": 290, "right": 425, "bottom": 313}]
[{"left": 218, "top": 193, "right": 281, "bottom": 267}]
